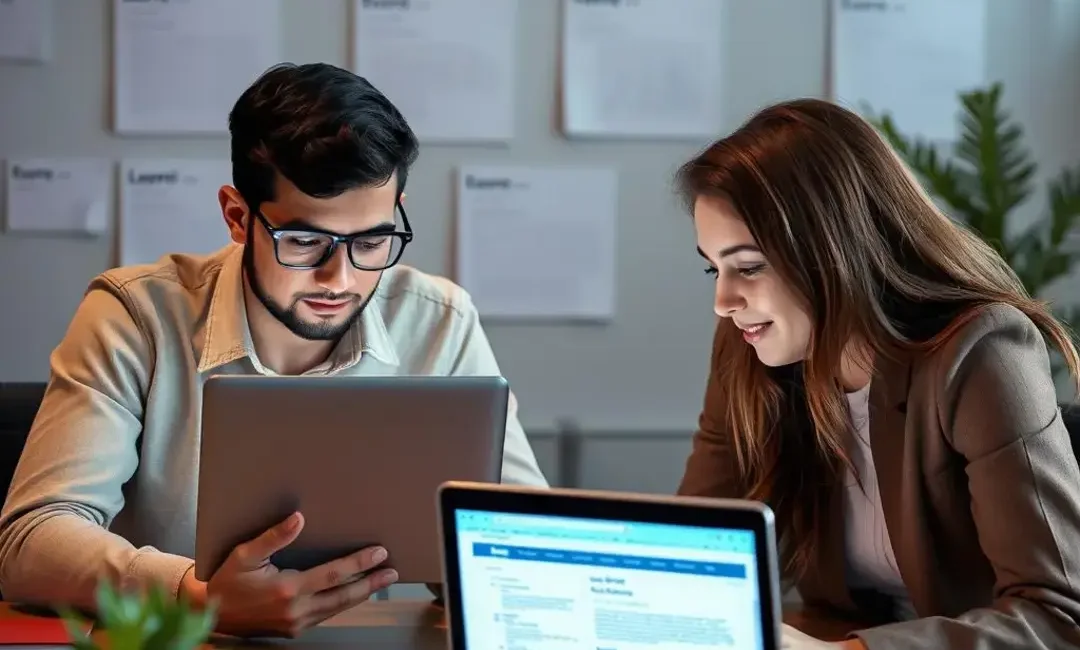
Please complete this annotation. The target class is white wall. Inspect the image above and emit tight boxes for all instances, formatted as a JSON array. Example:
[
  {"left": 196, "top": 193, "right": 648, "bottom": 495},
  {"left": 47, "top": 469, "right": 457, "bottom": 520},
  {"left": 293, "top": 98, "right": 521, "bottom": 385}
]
[{"left": 0, "top": 0, "right": 1077, "bottom": 442}]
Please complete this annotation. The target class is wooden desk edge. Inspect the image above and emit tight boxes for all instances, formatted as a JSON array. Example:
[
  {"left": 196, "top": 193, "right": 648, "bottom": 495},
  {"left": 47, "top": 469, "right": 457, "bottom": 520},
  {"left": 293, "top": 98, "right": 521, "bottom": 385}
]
[{"left": 1, "top": 599, "right": 861, "bottom": 642}]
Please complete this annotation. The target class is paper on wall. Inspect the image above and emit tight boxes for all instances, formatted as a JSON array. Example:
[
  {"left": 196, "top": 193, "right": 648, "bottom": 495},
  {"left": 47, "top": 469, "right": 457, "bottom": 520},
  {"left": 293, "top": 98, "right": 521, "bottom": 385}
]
[
  {"left": 560, "top": 0, "right": 724, "bottom": 139},
  {"left": 119, "top": 159, "right": 232, "bottom": 265},
  {"left": 4, "top": 158, "right": 112, "bottom": 235},
  {"left": 352, "top": 0, "right": 518, "bottom": 143},
  {"left": 830, "top": 0, "right": 988, "bottom": 141},
  {"left": 456, "top": 165, "right": 618, "bottom": 321},
  {"left": 112, "top": 0, "right": 281, "bottom": 134}
]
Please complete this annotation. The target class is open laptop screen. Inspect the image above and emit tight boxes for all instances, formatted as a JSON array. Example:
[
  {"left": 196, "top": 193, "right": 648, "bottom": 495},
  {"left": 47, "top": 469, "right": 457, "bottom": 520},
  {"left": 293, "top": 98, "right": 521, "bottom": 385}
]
[{"left": 454, "top": 509, "right": 764, "bottom": 650}]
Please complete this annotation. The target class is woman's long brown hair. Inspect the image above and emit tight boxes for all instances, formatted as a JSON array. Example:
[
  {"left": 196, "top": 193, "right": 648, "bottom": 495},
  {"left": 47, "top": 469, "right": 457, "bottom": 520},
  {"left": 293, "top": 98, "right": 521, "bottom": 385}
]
[{"left": 675, "top": 98, "right": 1080, "bottom": 579}]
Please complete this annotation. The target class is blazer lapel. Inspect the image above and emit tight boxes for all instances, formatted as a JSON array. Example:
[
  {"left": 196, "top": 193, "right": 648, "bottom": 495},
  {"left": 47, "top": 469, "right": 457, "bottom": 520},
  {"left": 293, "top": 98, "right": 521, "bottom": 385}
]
[
  {"left": 796, "top": 352, "right": 919, "bottom": 617},
  {"left": 868, "top": 351, "right": 919, "bottom": 612},
  {"left": 806, "top": 476, "right": 856, "bottom": 611}
]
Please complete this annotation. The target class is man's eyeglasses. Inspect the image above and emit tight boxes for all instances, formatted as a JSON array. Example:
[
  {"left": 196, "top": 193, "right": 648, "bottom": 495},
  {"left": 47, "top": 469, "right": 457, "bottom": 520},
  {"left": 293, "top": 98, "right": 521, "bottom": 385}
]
[{"left": 253, "top": 202, "right": 413, "bottom": 271}]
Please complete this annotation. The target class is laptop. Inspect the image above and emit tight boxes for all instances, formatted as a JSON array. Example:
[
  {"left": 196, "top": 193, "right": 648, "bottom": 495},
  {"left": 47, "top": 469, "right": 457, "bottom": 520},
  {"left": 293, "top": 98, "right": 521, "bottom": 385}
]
[
  {"left": 194, "top": 375, "right": 508, "bottom": 584},
  {"left": 436, "top": 481, "right": 782, "bottom": 650}
]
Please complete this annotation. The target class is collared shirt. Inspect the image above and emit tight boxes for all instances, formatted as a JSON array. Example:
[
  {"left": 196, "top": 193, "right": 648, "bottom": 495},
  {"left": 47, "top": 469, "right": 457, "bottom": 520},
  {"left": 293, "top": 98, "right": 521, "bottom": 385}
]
[{"left": 0, "top": 244, "right": 548, "bottom": 609}]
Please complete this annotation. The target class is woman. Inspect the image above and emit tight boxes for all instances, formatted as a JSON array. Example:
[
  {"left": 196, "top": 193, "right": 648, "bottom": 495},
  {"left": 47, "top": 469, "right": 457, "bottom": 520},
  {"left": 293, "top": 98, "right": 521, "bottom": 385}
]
[{"left": 675, "top": 98, "right": 1080, "bottom": 650}]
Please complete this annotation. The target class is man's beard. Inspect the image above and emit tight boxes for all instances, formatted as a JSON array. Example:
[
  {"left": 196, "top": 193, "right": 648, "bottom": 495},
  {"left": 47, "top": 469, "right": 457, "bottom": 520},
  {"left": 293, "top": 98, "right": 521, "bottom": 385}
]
[{"left": 242, "top": 231, "right": 376, "bottom": 342}]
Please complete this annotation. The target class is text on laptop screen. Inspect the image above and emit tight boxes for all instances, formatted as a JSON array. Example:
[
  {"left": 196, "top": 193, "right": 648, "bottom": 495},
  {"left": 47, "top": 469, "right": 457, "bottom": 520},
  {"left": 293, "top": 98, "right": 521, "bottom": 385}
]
[{"left": 454, "top": 509, "right": 762, "bottom": 650}]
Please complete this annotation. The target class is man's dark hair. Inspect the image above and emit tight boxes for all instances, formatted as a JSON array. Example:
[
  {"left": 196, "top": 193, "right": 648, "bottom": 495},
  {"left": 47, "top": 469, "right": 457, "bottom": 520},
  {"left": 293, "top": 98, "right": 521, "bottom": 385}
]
[{"left": 228, "top": 62, "right": 419, "bottom": 211}]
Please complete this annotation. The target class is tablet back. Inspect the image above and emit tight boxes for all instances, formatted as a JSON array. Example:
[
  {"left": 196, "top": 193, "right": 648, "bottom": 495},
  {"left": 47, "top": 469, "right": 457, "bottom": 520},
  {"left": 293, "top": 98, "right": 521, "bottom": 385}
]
[{"left": 194, "top": 375, "right": 508, "bottom": 583}]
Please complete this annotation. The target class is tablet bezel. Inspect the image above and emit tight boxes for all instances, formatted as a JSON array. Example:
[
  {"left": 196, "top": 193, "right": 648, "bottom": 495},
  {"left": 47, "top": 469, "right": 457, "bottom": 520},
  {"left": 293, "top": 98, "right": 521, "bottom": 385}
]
[{"left": 436, "top": 481, "right": 782, "bottom": 650}]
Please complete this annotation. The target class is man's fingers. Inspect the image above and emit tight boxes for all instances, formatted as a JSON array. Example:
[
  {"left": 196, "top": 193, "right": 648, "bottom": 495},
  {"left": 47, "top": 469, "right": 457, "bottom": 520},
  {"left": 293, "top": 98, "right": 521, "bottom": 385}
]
[
  {"left": 230, "top": 512, "right": 304, "bottom": 570},
  {"left": 293, "top": 545, "right": 390, "bottom": 595},
  {"left": 305, "top": 567, "right": 400, "bottom": 620}
]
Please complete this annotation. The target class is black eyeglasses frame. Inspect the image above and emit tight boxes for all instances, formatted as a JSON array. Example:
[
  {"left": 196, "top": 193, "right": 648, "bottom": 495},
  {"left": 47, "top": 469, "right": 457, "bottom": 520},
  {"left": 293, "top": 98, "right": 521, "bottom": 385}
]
[{"left": 252, "top": 201, "right": 413, "bottom": 271}]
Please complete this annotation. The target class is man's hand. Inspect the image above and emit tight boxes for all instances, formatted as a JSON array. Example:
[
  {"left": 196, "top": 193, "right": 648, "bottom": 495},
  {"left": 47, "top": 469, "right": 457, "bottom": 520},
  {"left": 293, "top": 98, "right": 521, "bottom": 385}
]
[{"left": 182, "top": 511, "right": 398, "bottom": 638}]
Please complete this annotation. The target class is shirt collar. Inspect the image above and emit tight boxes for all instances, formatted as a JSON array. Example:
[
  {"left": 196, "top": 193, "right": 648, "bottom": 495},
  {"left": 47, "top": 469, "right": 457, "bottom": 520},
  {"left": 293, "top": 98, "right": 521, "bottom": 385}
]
[
  {"left": 198, "top": 245, "right": 250, "bottom": 373},
  {"left": 357, "top": 290, "right": 400, "bottom": 368},
  {"left": 197, "top": 245, "right": 400, "bottom": 374}
]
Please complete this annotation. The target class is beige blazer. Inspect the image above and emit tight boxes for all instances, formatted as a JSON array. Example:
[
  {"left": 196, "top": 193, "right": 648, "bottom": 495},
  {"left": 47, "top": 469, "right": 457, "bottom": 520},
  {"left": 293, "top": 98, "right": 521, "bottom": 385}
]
[{"left": 678, "top": 303, "right": 1080, "bottom": 650}]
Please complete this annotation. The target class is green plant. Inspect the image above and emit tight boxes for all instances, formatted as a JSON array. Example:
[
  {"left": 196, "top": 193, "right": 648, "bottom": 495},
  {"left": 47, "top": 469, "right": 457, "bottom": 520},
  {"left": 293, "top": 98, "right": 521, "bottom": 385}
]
[
  {"left": 60, "top": 580, "right": 217, "bottom": 650},
  {"left": 868, "top": 83, "right": 1080, "bottom": 362}
]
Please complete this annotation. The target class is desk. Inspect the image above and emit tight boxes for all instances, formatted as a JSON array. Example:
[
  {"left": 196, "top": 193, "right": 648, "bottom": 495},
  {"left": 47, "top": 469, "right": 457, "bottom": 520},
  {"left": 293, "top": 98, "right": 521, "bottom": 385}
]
[{"left": 0, "top": 600, "right": 862, "bottom": 649}]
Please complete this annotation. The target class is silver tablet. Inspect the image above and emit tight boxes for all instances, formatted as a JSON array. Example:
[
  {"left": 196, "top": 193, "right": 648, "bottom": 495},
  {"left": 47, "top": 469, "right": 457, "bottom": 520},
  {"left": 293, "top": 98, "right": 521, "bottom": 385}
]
[
  {"left": 437, "top": 481, "right": 783, "bottom": 650},
  {"left": 194, "top": 375, "right": 508, "bottom": 584}
]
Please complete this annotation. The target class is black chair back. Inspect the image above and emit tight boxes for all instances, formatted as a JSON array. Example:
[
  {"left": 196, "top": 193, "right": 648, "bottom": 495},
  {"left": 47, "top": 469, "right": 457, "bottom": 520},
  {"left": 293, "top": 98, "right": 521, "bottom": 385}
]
[
  {"left": 0, "top": 382, "right": 47, "bottom": 499},
  {"left": 1062, "top": 403, "right": 1080, "bottom": 464}
]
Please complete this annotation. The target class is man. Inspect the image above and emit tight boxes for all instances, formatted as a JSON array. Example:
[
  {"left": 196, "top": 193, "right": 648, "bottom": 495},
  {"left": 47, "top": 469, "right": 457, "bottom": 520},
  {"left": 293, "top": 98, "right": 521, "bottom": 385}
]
[{"left": 0, "top": 63, "right": 548, "bottom": 637}]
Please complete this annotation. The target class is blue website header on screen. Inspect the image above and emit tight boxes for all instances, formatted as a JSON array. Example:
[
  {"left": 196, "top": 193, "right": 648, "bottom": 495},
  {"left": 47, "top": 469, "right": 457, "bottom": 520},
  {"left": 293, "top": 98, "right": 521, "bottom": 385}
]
[{"left": 454, "top": 509, "right": 763, "bottom": 650}]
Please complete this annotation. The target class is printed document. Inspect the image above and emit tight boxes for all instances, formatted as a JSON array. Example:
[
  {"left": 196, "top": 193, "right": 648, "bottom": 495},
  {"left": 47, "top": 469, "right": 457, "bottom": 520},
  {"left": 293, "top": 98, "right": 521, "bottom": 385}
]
[
  {"left": 831, "top": 0, "right": 987, "bottom": 141},
  {"left": 119, "top": 159, "right": 232, "bottom": 265},
  {"left": 4, "top": 158, "right": 111, "bottom": 234},
  {"left": 561, "top": 0, "right": 724, "bottom": 139},
  {"left": 352, "top": 0, "right": 517, "bottom": 143},
  {"left": 112, "top": 0, "right": 281, "bottom": 134},
  {"left": 456, "top": 165, "right": 618, "bottom": 320}
]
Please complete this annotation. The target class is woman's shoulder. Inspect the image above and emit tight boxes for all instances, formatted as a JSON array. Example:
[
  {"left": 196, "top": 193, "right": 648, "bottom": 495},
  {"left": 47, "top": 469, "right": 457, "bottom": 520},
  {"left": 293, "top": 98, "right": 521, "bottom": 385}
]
[
  {"left": 931, "top": 302, "right": 1045, "bottom": 365},
  {"left": 912, "top": 301, "right": 1061, "bottom": 428}
]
